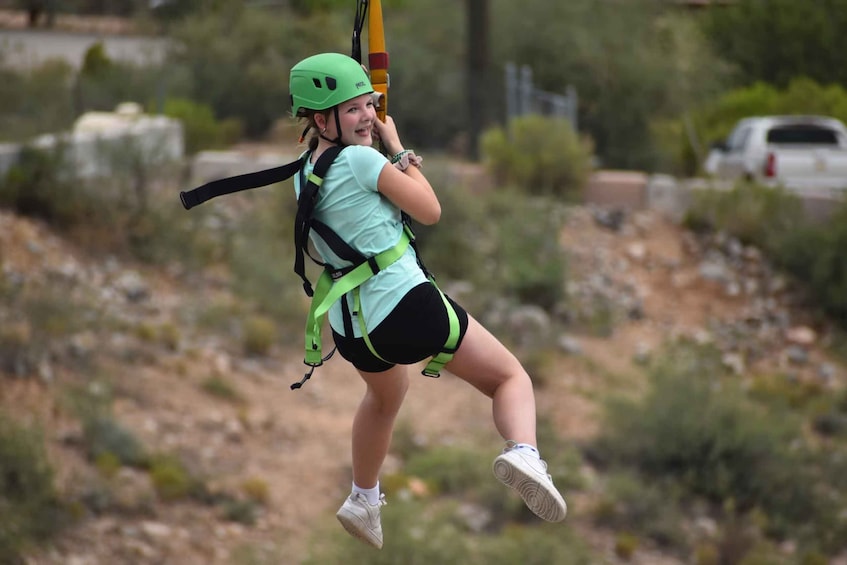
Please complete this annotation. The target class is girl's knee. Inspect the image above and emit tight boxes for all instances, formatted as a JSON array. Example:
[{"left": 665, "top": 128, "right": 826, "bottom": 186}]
[{"left": 363, "top": 374, "right": 408, "bottom": 414}]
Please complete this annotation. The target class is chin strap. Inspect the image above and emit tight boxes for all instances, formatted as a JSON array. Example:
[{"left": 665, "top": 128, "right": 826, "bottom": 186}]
[{"left": 318, "top": 107, "right": 343, "bottom": 146}]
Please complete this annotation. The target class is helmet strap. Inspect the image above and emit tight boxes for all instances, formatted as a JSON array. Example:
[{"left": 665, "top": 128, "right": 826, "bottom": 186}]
[{"left": 318, "top": 106, "right": 344, "bottom": 146}]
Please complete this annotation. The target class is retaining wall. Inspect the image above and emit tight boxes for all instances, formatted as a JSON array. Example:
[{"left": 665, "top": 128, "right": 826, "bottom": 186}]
[{"left": 584, "top": 170, "right": 843, "bottom": 224}]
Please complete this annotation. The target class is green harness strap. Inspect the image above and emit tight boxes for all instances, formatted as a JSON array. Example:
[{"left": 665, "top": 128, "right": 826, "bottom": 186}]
[
  {"left": 354, "top": 276, "right": 460, "bottom": 377},
  {"left": 304, "top": 229, "right": 412, "bottom": 366},
  {"left": 303, "top": 227, "right": 461, "bottom": 378}
]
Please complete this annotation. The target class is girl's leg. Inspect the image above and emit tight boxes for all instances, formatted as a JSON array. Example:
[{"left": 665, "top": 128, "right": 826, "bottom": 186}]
[
  {"left": 351, "top": 364, "right": 410, "bottom": 489},
  {"left": 446, "top": 314, "right": 568, "bottom": 523},
  {"left": 445, "top": 314, "right": 537, "bottom": 446}
]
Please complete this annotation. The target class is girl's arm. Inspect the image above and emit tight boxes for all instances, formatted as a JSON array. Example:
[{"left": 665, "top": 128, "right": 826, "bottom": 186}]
[{"left": 373, "top": 117, "right": 441, "bottom": 225}]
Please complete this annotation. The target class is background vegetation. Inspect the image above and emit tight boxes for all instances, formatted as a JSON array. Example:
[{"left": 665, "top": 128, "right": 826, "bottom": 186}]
[
  {"left": 2, "top": 1, "right": 847, "bottom": 563},
  {"left": 4, "top": 0, "right": 847, "bottom": 171}
]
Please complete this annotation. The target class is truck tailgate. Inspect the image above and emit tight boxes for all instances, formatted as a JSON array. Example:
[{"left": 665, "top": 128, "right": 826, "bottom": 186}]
[{"left": 770, "top": 147, "right": 847, "bottom": 190}]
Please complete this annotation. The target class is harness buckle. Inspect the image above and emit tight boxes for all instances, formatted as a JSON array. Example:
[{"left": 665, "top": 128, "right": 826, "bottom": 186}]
[{"left": 421, "top": 367, "right": 441, "bottom": 378}]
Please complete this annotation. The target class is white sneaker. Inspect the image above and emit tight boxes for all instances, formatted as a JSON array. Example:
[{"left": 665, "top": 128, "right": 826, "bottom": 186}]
[
  {"left": 336, "top": 492, "right": 386, "bottom": 549},
  {"left": 493, "top": 443, "right": 568, "bottom": 522}
]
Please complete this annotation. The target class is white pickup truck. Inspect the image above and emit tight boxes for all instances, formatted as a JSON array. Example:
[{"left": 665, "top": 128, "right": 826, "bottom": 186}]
[{"left": 703, "top": 115, "right": 847, "bottom": 191}]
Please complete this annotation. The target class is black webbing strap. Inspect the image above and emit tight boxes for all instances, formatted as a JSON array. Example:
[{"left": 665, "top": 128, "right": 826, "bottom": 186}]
[
  {"left": 311, "top": 218, "right": 372, "bottom": 343},
  {"left": 179, "top": 159, "right": 305, "bottom": 210},
  {"left": 293, "top": 146, "right": 345, "bottom": 297},
  {"left": 311, "top": 219, "right": 366, "bottom": 265}
]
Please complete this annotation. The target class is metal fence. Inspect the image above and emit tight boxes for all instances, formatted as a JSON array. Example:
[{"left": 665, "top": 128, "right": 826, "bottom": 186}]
[{"left": 505, "top": 63, "right": 578, "bottom": 130}]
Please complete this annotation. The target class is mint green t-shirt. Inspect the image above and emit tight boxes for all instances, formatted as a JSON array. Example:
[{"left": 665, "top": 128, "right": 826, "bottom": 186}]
[{"left": 294, "top": 145, "right": 428, "bottom": 337}]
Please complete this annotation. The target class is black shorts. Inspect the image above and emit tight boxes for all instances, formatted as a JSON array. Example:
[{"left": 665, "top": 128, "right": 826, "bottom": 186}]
[{"left": 332, "top": 282, "right": 469, "bottom": 373}]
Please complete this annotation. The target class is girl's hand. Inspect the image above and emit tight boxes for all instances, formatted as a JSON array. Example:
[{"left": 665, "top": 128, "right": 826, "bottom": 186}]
[{"left": 372, "top": 116, "right": 404, "bottom": 156}]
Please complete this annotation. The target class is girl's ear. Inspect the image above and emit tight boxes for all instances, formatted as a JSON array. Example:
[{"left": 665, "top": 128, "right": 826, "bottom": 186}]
[{"left": 314, "top": 112, "right": 326, "bottom": 131}]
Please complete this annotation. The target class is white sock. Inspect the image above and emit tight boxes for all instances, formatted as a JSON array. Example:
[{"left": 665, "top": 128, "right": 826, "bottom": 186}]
[
  {"left": 514, "top": 443, "right": 541, "bottom": 459},
  {"left": 352, "top": 481, "right": 381, "bottom": 505}
]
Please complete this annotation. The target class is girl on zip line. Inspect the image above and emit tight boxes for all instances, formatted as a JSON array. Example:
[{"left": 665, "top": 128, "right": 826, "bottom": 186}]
[{"left": 289, "top": 52, "right": 567, "bottom": 549}]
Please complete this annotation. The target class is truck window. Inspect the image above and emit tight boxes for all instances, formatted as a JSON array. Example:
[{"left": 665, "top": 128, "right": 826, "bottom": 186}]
[
  {"left": 766, "top": 125, "right": 839, "bottom": 145},
  {"left": 726, "top": 126, "right": 751, "bottom": 152}
]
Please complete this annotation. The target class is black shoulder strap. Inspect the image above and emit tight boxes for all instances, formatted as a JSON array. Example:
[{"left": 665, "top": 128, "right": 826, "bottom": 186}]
[
  {"left": 179, "top": 159, "right": 305, "bottom": 210},
  {"left": 294, "top": 146, "right": 345, "bottom": 296},
  {"left": 311, "top": 219, "right": 366, "bottom": 265}
]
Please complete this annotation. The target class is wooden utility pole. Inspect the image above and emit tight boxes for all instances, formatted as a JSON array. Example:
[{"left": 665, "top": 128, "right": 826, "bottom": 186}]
[{"left": 466, "top": 0, "right": 488, "bottom": 161}]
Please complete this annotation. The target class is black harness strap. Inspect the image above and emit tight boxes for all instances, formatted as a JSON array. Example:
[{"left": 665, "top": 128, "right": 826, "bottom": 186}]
[
  {"left": 293, "top": 146, "right": 344, "bottom": 296},
  {"left": 311, "top": 219, "right": 366, "bottom": 266},
  {"left": 178, "top": 145, "right": 346, "bottom": 301},
  {"left": 179, "top": 160, "right": 304, "bottom": 210}
]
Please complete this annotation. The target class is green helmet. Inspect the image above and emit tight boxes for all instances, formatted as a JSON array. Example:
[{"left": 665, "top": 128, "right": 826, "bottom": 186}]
[{"left": 289, "top": 53, "right": 374, "bottom": 116}]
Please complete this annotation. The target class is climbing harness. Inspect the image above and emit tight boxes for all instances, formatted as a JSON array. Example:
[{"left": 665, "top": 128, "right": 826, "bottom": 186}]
[
  {"left": 179, "top": 1, "right": 460, "bottom": 390},
  {"left": 180, "top": 146, "right": 458, "bottom": 389}
]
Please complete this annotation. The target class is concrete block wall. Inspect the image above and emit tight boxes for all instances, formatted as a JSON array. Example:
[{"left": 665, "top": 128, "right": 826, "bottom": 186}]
[
  {"left": 584, "top": 170, "right": 844, "bottom": 223},
  {"left": 0, "top": 106, "right": 184, "bottom": 180}
]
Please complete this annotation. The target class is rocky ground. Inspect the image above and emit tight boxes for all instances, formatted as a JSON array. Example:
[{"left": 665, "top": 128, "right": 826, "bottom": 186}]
[
  {"left": 1, "top": 7, "right": 844, "bottom": 565},
  {"left": 2, "top": 187, "right": 843, "bottom": 564}
]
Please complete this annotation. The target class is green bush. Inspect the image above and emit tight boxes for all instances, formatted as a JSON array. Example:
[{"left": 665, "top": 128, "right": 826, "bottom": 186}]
[
  {"left": 163, "top": 97, "right": 242, "bottom": 155},
  {"left": 591, "top": 472, "right": 688, "bottom": 550},
  {"left": 403, "top": 444, "right": 528, "bottom": 525},
  {"left": 0, "top": 57, "right": 75, "bottom": 141},
  {"left": 200, "top": 375, "right": 243, "bottom": 403},
  {"left": 126, "top": 196, "right": 224, "bottom": 268},
  {"left": 771, "top": 199, "right": 847, "bottom": 327},
  {"left": 486, "top": 189, "right": 568, "bottom": 310},
  {"left": 0, "top": 144, "right": 92, "bottom": 228},
  {"left": 240, "top": 477, "right": 270, "bottom": 505},
  {"left": 242, "top": 314, "right": 277, "bottom": 357},
  {"left": 0, "top": 413, "right": 66, "bottom": 563},
  {"left": 305, "top": 495, "right": 597, "bottom": 564},
  {"left": 221, "top": 499, "right": 258, "bottom": 526},
  {"left": 416, "top": 180, "right": 568, "bottom": 312},
  {"left": 0, "top": 322, "right": 36, "bottom": 376},
  {"left": 590, "top": 340, "right": 839, "bottom": 549},
  {"left": 682, "top": 181, "right": 805, "bottom": 251},
  {"left": 82, "top": 416, "right": 148, "bottom": 468},
  {"left": 76, "top": 45, "right": 177, "bottom": 116},
  {"left": 614, "top": 532, "right": 640, "bottom": 560},
  {"left": 406, "top": 157, "right": 489, "bottom": 285},
  {"left": 167, "top": 6, "right": 343, "bottom": 138},
  {"left": 404, "top": 445, "right": 494, "bottom": 497},
  {"left": 701, "top": 1, "right": 847, "bottom": 89},
  {"left": 149, "top": 455, "right": 193, "bottom": 501},
  {"left": 226, "top": 187, "right": 306, "bottom": 326},
  {"left": 64, "top": 382, "right": 148, "bottom": 467},
  {"left": 481, "top": 115, "right": 593, "bottom": 200},
  {"left": 474, "top": 523, "right": 596, "bottom": 565},
  {"left": 0, "top": 282, "right": 98, "bottom": 377},
  {"left": 304, "top": 498, "right": 473, "bottom": 565}
]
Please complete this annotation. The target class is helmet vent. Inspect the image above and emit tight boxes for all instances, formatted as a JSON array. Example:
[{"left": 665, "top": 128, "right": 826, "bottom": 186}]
[
  {"left": 312, "top": 78, "right": 322, "bottom": 88},
  {"left": 325, "top": 77, "right": 337, "bottom": 90}
]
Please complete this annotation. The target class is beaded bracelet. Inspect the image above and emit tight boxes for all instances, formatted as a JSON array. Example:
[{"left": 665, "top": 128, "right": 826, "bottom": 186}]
[{"left": 390, "top": 149, "right": 413, "bottom": 164}]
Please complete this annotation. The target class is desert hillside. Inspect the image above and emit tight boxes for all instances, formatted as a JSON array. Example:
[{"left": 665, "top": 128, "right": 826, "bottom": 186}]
[{"left": 1, "top": 196, "right": 843, "bottom": 564}]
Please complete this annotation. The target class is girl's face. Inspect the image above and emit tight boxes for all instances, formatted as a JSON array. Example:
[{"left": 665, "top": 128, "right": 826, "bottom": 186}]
[{"left": 333, "top": 93, "right": 376, "bottom": 146}]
